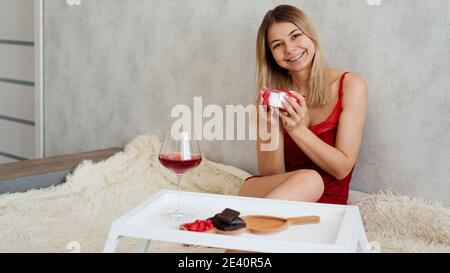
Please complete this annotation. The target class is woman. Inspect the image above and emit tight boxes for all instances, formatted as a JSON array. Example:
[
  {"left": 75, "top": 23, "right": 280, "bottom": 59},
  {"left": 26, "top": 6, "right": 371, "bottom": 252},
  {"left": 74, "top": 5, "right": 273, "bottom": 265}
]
[{"left": 239, "top": 5, "right": 368, "bottom": 205}]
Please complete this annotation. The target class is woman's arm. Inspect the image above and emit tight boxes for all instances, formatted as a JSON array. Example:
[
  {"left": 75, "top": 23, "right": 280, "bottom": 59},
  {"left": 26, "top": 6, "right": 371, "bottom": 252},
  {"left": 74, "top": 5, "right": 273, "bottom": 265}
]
[
  {"left": 282, "top": 74, "right": 368, "bottom": 179},
  {"left": 256, "top": 107, "right": 286, "bottom": 176}
]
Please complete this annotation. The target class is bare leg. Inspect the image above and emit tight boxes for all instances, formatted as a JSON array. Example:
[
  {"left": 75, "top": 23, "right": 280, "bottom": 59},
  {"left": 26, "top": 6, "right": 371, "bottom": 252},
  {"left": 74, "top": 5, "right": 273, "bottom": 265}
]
[
  {"left": 265, "top": 170, "right": 324, "bottom": 202},
  {"left": 239, "top": 169, "right": 324, "bottom": 202},
  {"left": 227, "top": 170, "right": 324, "bottom": 253}
]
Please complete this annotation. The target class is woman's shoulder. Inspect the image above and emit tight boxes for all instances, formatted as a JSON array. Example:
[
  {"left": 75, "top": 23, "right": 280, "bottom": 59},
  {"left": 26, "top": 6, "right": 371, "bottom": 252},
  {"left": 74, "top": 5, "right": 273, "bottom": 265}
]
[
  {"left": 327, "top": 68, "right": 366, "bottom": 92},
  {"left": 343, "top": 72, "right": 366, "bottom": 90},
  {"left": 339, "top": 71, "right": 368, "bottom": 107},
  {"left": 342, "top": 72, "right": 367, "bottom": 98},
  {"left": 326, "top": 68, "right": 367, "bottom": 106},
  {"left": 327, "top": 68, "right": 366, "bottom": 87}
]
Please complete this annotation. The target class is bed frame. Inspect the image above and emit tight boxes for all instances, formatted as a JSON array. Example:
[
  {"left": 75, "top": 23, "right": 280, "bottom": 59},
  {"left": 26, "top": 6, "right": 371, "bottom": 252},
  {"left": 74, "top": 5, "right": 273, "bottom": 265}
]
[{"left": 0, "top": 148, "right": 121, "bottom": 194}]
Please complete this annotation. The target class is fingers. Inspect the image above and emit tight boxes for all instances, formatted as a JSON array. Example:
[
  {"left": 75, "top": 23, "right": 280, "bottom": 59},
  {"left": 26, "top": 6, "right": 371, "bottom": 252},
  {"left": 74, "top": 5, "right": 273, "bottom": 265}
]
[
  {"left": 286, "top": 97, "right": 303, "bottom": 117},
  {"left": 288, "top": 90, "right": 302, "bottom": 99},
  {"left": 287, "top": 91, "right": 307, "bottom": 116},
  {"left": 291, "top": 98, "right": 304, "bottom": 116},
  {"left": 289, "top": 90, "right": 306, "bottom": 108},
  {"left": 258, "top": 86, "right": 268, "bottom": 105},
  {"left": 280, "top": 93, "right": 307, "bottom": 131},
  {"left": 282, "top": 99, "right": 304, "bottom": 124},
  {"left": 281, "top": 101, "right": 296, "bottom": 118},
  {"left": 279, "top": 111, "right": 293, "bottom": 128}
]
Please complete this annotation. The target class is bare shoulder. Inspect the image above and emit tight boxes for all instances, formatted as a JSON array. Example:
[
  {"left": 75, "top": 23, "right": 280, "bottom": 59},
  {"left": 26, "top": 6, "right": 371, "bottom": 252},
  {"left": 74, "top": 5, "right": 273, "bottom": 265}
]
[
  {"left": 344, "top": 73, "right": 367, "bottom": 90},
  {"left": 342, "top": 72, "right": 368, "bottom": 108},
  {"left": 326, "top": 68, "right": 346, "bottom": 84}
]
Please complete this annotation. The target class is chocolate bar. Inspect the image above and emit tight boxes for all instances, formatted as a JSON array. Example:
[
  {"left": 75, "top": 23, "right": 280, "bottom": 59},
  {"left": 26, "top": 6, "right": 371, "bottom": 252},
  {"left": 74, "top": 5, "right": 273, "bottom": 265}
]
[
  {"left": 215, "top": 208, "right": 240, "bottom": 224},
  {"left": 211, "top": 216, "right": 246, "bottom": 231}
]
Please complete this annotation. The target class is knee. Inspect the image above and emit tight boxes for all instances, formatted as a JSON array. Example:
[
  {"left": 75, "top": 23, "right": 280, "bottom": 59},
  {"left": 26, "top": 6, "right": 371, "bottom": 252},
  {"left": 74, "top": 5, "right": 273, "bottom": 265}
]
[
  {"left": 295, "top": 169, "right": 324, "bottom": 195},
  {"left": 306, "top": 170, "right": 324, "bottom": 194}
]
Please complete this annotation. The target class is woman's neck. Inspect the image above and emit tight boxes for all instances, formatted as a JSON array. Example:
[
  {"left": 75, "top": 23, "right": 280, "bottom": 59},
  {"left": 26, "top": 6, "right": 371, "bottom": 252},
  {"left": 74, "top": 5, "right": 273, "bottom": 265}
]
[{"left": 291, "top": 69, "right": 311, "bottom": 96}]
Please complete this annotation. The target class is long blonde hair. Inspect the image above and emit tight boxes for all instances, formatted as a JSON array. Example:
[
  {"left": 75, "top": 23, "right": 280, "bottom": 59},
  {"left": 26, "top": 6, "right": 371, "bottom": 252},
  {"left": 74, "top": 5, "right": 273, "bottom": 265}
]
[{"left": 255, "top": 5, "right": 329, "bottom": 106}]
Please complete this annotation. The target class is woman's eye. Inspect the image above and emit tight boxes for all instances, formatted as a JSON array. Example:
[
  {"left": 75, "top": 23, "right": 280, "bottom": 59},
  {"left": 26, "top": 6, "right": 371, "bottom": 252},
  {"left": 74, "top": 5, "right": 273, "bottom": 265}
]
[
  {"left": 292, "top": 34, "right": 300, "bottom": 40},
  {"left": 273, "top": 44, "right": 280, "bottom": 49}
]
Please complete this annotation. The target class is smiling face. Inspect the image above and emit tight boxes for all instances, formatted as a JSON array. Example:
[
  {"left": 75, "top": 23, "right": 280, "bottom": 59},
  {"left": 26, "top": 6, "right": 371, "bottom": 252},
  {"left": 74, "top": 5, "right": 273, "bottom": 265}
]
[
  {"left": 267, "top": 22, "right": 316, "bottom": 73},
  {"left": 255, "top": 5, "right": 329, "bottom": 106}
]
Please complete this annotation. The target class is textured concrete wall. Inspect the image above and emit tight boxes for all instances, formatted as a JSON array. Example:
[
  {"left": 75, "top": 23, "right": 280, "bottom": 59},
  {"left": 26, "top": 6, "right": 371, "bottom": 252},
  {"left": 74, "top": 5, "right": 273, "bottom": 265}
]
[{"left": 44, "top": 0, "right": 450, "bottom": 205}]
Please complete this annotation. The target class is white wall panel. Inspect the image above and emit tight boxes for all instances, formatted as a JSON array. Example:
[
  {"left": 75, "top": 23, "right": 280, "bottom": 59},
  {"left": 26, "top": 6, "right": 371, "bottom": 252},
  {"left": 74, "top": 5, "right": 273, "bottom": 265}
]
[
  {"left": 0, "top": 44, "right": 34, "bottom": 81},
  {"left": 0, "top": 0, "right": 34, "bottom": 41},
  {"left": 0, "top": 119, "right": 34, "bottom": 159},
  {"left": 0, "top": 82, "right": 34, "bottom": 122}
]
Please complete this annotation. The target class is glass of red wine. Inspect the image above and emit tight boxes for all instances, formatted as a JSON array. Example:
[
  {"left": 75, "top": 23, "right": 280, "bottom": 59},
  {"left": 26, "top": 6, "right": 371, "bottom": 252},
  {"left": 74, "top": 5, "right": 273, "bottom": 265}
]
[{"left": 158, "top": 129, "right": 202, "bottom": 221}]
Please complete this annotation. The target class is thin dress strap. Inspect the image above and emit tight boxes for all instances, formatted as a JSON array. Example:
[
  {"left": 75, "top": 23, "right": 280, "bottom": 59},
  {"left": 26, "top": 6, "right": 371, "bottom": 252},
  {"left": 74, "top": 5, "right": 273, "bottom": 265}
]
[{"left": 339, "top": 72, "right": 350, "bottom": 98}]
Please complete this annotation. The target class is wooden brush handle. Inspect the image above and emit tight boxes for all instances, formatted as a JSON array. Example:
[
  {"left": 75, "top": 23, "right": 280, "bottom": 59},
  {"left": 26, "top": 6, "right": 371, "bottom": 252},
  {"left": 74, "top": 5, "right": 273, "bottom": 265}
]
[{"left": 287, "top": 215, "right": 320, "bottom": 224}]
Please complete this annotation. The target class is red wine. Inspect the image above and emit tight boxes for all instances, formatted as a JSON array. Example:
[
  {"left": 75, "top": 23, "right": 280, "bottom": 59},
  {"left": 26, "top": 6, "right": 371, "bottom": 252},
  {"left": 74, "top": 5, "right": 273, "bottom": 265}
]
[{"left": 159, "top": 153, "right": 202, "bottom": 174}]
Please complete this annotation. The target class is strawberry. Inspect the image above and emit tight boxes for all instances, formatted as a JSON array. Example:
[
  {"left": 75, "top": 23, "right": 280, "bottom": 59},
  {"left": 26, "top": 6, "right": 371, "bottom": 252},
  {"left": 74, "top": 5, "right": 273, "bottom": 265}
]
[
  {"left": 190, "top": 223, "right": 198, "bottom": 231},
  {"left": 198, "top": 221, "right": 205, "bottom": 232},
  {"left": 181, "top": 219, "right": 214, "bottom": 232}
]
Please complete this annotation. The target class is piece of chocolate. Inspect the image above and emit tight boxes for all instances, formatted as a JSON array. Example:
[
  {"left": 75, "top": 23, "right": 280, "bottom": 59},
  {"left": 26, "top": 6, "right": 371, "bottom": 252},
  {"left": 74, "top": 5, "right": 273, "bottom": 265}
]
[
  {"left": 230, "top": 217, "right": 245, "bottom": 225},
  {"left": 211, "top": 216, "right": 246, "bottom": 231},
  {"left": 215, "top": 208, "right": 240, "bottom": 224}
]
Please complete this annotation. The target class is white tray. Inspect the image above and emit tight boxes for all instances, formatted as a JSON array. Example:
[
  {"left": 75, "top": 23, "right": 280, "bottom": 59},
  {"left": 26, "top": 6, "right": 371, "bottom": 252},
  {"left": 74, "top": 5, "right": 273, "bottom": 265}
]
[{"left": 103, "top": 190, "right": 372, "bottom": 253}]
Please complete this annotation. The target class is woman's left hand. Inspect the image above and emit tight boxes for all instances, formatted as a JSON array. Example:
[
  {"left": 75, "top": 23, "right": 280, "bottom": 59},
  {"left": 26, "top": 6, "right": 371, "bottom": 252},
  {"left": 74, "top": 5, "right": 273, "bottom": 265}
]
[{"left": 280, "top": 91, "right": 307, "bottom": 132}]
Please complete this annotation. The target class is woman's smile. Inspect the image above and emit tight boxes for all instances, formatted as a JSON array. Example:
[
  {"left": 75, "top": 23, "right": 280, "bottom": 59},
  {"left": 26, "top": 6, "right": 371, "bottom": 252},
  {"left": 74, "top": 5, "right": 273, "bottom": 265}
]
[{"left": 285, "top": 51, "right": 306, "bottom": 64}]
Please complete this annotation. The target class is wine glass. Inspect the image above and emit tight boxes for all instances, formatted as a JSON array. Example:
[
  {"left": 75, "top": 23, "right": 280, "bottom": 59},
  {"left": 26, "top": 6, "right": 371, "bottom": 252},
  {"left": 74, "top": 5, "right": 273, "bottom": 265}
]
[{"left": 158, "top": 129, "right": 202, "bottom": 221}]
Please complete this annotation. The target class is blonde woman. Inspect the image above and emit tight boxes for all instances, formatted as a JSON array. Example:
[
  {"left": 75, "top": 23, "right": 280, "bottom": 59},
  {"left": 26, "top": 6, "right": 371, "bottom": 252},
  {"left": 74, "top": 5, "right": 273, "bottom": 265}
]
[{"left": 239, "top": 5, "right": 368, "bottom": 205}]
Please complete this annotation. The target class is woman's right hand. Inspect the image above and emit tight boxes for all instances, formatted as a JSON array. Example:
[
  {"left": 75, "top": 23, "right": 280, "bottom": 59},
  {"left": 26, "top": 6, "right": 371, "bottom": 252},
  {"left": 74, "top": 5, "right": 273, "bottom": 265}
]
[
  {"left": 258, "top": 89, "right": 270, "bottom": 121},
  {"left": 257, "top": 89, "right": 285, "bottom": 167},
  {"left": 258, "top": 89, "right": 280, "bottom": 130}
]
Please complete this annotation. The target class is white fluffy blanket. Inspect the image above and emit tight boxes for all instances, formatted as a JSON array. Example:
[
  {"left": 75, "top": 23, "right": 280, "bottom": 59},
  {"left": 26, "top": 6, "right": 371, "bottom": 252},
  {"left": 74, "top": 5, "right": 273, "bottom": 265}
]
[{"left": 0, "top": 135, "right": 449, "bottom": 253}]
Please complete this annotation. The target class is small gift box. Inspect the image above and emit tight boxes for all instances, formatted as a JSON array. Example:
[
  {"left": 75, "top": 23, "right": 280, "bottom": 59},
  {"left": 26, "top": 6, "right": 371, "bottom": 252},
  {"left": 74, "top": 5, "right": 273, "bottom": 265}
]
[{"left": 261, "top": 88, "right": 301, "bottom": 112}]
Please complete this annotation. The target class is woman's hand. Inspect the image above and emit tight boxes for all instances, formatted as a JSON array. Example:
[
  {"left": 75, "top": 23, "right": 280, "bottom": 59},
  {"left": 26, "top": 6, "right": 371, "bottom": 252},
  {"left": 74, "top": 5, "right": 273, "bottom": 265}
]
[
  {"left": 258, "top": 89, "right": 279, "bottom": 129},
  {"left": 279, "top": 91, "right": 307, "bottom": 132},
  {"left": 256, "top": 88, "right": 286, "bottom": 175}
]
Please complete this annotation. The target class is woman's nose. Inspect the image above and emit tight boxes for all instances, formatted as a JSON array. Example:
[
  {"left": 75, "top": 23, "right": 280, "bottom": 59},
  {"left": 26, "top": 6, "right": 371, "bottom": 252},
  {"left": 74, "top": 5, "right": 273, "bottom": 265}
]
[{"left": 284, "top": 41, "right": 295, "bottom": 55}]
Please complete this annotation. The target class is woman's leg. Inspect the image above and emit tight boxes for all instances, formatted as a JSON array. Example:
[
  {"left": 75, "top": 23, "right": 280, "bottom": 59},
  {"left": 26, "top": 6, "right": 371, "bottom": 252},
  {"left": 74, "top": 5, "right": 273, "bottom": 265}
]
[
  {"left": 225, "top": 170, "right": 324, "bottom": 253},
  {"left": 239, "top": 169, "right": 324, "bottom": 202}
]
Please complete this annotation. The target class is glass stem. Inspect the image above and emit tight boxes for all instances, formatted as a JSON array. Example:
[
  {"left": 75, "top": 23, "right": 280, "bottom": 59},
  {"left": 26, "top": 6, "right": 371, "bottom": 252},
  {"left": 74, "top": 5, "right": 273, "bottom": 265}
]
[{"left": 175, "top": 174, "right": 182, "bottom": 214}]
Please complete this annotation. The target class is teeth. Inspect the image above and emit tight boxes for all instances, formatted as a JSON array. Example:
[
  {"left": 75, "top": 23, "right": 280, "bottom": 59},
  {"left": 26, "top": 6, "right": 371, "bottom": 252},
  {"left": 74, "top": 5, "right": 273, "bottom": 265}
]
[{"left": 288, "top": 52, "right": 305, "bottom": 62}]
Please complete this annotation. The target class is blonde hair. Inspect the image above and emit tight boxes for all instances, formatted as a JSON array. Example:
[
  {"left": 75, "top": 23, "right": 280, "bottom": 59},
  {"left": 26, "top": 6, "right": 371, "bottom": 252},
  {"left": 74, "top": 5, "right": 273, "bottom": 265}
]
[{"left": 255, "top": 5, "right": 329, "bottom": 106}]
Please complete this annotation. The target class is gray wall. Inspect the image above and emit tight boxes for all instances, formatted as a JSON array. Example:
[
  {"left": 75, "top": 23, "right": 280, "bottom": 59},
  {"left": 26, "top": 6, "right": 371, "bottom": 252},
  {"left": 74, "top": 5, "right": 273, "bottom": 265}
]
[{"left": 43, "top": 0, "right": 450, "bottom": 205}]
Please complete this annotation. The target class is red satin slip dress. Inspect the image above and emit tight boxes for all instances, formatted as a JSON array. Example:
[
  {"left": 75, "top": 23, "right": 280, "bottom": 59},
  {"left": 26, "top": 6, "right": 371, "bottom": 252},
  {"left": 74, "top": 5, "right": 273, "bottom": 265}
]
[{"left": 248, "top": 72, "right": 353, "bottom": 205}]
